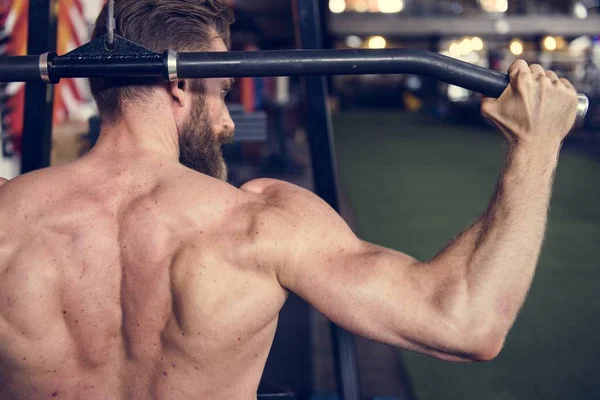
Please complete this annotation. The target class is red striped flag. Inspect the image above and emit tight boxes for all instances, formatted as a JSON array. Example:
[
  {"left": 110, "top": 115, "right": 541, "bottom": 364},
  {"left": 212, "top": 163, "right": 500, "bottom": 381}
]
[
  {"left": 3, "top": 0, "right": 29, "bottom": 154},
  {"left": 55, "top": 0, "right": 98, "bottom": 123},
  {"left": 2, "top": 0, "right": 101, "bottom": 153}
]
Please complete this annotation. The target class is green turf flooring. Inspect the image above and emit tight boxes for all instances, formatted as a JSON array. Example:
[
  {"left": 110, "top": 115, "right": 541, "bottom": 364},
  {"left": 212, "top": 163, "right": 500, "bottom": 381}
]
[{"left": 333, "top": 111, "right": 600, "bottom": 400}]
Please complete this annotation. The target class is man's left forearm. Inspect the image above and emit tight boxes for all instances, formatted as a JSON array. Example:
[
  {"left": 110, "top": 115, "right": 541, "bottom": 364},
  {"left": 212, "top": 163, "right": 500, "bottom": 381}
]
[{"left": 427, "top": 143, "right": 559, "bottom": 350}]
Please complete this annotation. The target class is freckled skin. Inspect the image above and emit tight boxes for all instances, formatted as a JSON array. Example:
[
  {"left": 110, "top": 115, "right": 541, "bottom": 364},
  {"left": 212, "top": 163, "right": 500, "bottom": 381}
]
[{"left": 0, "top": 162, "right": 291, "bottom": 399}]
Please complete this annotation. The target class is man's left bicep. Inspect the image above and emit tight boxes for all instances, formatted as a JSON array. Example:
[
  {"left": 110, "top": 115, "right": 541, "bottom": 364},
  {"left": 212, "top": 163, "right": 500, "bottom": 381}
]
[
  {"left": 287, "top": 238, "right": 476, "bottom": 360},
  {"left": 288, "top": 237, "right": 419, "bottom": 342}
]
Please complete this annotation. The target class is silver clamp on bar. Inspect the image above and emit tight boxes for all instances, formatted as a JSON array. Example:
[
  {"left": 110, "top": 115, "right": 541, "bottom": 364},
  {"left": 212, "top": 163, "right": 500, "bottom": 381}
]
[
  {"left": 575, "top": 93, "right": 589, "bottom": 128},
  {"left": 164, "top": 50, "right": 178, "bottom": 81},
  {"left": 39, "top": 52, "right": 50, "bottom": 83}
]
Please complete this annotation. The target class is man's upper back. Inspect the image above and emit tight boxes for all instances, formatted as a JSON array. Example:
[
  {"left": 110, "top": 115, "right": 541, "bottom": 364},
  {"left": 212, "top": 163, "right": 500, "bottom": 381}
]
[{"left": 0, "top": 156, "right": 287, "bottom": 399}]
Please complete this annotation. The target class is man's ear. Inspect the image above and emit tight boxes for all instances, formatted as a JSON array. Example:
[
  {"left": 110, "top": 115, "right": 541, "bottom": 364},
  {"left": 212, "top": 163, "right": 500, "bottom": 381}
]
[{"left": 169, "top": 79, "right": 190, "bottom": 108}]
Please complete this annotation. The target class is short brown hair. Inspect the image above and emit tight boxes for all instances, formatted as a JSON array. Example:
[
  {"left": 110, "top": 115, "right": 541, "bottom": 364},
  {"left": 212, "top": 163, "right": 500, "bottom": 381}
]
[{"left": 90, "top": 0, "right": 233, "bottom": 122}]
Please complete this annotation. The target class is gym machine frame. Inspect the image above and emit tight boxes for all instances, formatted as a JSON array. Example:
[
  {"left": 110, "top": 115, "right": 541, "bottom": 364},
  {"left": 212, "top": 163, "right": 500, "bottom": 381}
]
[{"left": 0, "top": 0, "right": 589, "bottom": 399}]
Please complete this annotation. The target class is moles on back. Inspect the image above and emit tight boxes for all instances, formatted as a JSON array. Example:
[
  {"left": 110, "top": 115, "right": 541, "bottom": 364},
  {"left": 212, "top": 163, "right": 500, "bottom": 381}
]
[{"left": 0, "top": 160, "right": 287, "bottom": 399}]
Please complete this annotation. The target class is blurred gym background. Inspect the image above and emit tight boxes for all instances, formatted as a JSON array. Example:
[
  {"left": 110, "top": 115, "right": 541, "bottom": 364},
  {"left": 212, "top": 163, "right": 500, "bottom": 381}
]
[{"left": 1, "top": 1, "right": 599, "bottom": 399}]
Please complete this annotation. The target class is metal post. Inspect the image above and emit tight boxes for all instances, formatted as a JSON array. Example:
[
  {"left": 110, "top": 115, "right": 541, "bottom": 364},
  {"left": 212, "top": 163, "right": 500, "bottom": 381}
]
[
  {"left": 291, "top": 1, "right": 362, "bottom": 399},
  {"left": 106, "top": 0, "right": 116, "bottom": 48},
  {"left": 21, "top": 0, "right": 58, "bottom": 173}
]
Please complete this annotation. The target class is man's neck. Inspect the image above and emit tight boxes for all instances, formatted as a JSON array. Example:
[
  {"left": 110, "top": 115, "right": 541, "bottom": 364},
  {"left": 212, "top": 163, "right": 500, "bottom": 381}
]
[{"left": 91, "top": 110, "right": 180, "bottom": 161}]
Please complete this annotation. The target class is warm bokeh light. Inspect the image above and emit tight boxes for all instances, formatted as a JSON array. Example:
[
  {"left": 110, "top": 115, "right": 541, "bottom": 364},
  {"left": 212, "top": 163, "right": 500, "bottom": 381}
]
[
  {"left": 345, "top": 35, "right": 363, "bottom": 48},
  {"left": 331, "top": 0, "right": 408, "bottom": 13},
  {"left": 449, "top": 42, "right": 461, "bottom": 57},
  {"left": 459, "top": 38, "right": 474, "bottom": 55},
  {"left": 448, "top": 85, "right": 470, "bottom": 102},
  {"left": 447, "top": 37, "right": 482, "bottom": 58},
  {"left": 368, "top": 36, "right": 387, "bottom": 49},
  {"left": 574, "top": 2, "right": 588, "bottom": 19},
  {"left": 329, "top": 0, "right": 346, "bottom": 13},
  {"left": 496, "top": 0, "right": 508, "bottom": 12},
  {"left": 377, "top": 0, "right": 404, "bottom": 13},
  {"left": 510, "top": 39, "right": 524, "bottom": 56},
  {"left": 464, "top": 51, "right": 481, "bottom": 64},
  {"left": 471, "top": 36, "right": 484, "bottom": 51},
  {"left": 480, "top": 0, "right": 508, "bottom": 13},
  {"left": 354, "top": 0, "right": 368, "bottom": 12},
  {"left": 569, "top": 35, "right": 592, "bottom": 55},
  {"left": 543, "top": 36, "right": 557, "bottom": 51}
]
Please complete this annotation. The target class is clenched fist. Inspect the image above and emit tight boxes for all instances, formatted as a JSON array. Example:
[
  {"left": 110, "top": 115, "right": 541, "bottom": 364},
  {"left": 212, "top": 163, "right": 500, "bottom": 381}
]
[{"left": 481, "top": 60, "right": 579, "bottom": 147}]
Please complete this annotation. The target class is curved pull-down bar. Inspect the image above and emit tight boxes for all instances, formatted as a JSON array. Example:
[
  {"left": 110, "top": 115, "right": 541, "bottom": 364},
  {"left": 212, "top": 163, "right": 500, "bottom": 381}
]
[{"left": 0, "top": 38, "right": 589, "bottom": 125}]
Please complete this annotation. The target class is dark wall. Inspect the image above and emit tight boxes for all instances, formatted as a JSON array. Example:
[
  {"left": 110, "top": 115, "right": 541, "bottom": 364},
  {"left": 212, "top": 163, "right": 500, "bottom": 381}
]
[{"left": 261, "top": 294, "right": 313, "bottom": 399}]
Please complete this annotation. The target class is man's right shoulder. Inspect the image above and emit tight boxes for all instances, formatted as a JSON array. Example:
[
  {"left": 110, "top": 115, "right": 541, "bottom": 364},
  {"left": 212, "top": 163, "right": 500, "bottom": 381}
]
[
  {"left": 238, "top": 178, "right": 361, "bottom": 291},
  {"left": 236, "top": 179, "right": 310, "bottom": 225},
  {"left": 240, "top": 178, "right": 316, "bottom": 207},
  {"left": 241, "top": 178, "right": 339, "bottom": 212},
  {"left": 239, "top": 178, "right": 292, "bottom": 194},
  {"left": 239, "top": 178, "right": 345, "bottom": 238}
]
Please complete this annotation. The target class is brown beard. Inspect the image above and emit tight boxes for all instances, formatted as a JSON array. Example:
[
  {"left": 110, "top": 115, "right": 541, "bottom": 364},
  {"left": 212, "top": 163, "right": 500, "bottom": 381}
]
[{"left": 178, "top": 96, "right": 231, "bottom": 181}]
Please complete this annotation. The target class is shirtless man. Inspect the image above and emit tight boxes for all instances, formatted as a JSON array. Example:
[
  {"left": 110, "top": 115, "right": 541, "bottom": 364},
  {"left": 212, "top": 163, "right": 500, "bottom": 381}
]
[{"left": 0, "top": 0, "right": 579, "bottom": 399}]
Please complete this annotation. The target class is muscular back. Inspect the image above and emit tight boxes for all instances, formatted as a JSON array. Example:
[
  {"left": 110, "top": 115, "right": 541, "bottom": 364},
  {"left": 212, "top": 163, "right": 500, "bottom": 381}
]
[{"left": 0, "top": 155, "right": 287, "bottom": 399}]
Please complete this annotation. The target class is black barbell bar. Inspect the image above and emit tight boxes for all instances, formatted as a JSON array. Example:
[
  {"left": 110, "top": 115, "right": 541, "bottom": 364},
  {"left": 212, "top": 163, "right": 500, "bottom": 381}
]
[{"left": 0, "top": 44, "right": 589, "bottom": 124}]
